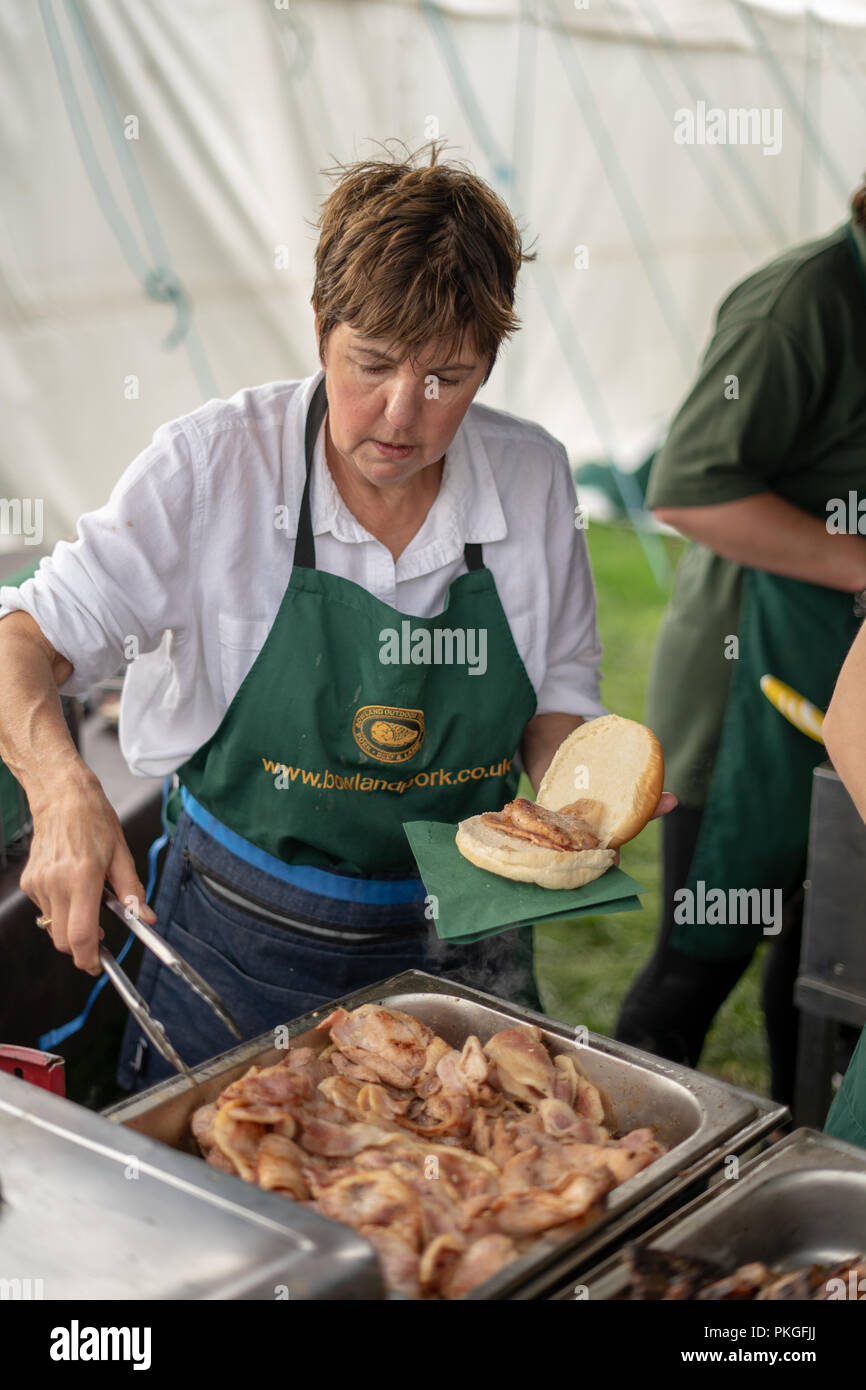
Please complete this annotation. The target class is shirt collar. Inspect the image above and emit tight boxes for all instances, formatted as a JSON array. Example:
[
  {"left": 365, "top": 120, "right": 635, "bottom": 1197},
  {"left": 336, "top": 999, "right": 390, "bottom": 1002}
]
[{"left": 282, "top": 370, "right": 508, "bottom": 563}]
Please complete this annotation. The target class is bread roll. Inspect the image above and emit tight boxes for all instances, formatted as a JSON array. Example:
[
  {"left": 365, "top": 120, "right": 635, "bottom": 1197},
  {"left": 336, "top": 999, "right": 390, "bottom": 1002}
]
[
  {"left": 455, "top": 714, "right": 664, "bottom": 887},
  {"left": 455, "top": 816, "right": 616, "bottom": 889},
  {"left": 536, "top": 714, "right": 664, "bottom": 849}
]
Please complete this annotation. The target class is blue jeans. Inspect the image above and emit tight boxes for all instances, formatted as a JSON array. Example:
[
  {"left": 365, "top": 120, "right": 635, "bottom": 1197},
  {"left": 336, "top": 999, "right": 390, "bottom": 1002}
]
[{"left": 117, "top": 809, "right": 539, "bottom": 1092}]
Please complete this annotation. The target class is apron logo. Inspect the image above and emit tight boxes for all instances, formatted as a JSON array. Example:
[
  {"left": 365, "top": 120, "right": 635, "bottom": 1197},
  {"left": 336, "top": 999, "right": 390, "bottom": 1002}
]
[{"left": 352, "top": 705, "right": 425, "bottom": 763}]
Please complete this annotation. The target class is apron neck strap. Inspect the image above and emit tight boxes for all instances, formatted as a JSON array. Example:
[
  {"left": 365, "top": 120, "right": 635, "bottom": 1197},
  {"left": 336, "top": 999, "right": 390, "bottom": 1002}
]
[
  {"left": 293, "top": 377, "right": 328, "bottom": 570},
  {"left": 292, "top": 375, "right": 484, "bottom": 572}
]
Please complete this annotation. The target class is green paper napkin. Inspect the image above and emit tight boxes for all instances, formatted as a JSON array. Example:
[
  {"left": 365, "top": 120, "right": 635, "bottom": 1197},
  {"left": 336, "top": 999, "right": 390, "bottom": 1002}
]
[{"left": 403, "top": 819, "right": 643, "bottom": 943}]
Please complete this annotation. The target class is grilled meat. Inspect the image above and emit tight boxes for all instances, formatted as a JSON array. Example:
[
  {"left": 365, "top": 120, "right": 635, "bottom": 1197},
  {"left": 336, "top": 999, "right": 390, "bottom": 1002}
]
[
  {"left": 480, "top": 798, "right": 600, "bottom": 851},
  {"left": 190, "top": 1007, "right": 668, "bottom": 1300},
  {"left": 494, "top": 1172, "right": 611, "bottom": 1238},
  {"left": 754, "top": 1265, "right": 827, "bottom": 1300},
  {"left": 421, "top": 1232, "right": 520, "bottom": 1299},
  {"left": 256, "top": 1133, "right": 310, "bottom": 1200},
  {"left": 625, "top": 1245, "right": 723, "bottom": 1301},
  {"left": 625, "top": 1251, "right": 722, "bottom": 1301},
  {"left": 190, "top": 1100, "right": 218, "bottom": 1150},
  {"left": 696, "top": 1262, "right": 771, "bottom": 1300},
  {"left": 812, "top": 1259, "right": 866, "bottom": 1299},
  {"left": 625, "top": 1245, "right": 866, "bottom": 1301},
  {"left": 317, "top": 1004, "right": 434, "bottom": 1088},
  {"left": 483, "top": 1025, "right": 559, "bottom": 1103}
]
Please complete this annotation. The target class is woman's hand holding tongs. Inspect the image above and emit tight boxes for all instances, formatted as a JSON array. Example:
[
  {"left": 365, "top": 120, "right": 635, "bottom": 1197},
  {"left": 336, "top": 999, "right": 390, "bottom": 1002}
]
[{"left": 20, "top": 766, "right": 157, "bottom": 975}]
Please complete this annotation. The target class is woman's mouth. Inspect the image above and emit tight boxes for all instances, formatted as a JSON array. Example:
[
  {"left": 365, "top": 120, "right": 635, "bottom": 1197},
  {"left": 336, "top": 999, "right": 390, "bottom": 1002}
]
[{"left": 371, "top": 440, "right": 416, "bottom": 459}]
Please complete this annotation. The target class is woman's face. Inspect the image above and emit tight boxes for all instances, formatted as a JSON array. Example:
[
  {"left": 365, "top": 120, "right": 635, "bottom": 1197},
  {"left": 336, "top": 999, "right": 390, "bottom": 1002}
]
[{"left": 318, "top": 321, "right": 489, "bottom": 490}]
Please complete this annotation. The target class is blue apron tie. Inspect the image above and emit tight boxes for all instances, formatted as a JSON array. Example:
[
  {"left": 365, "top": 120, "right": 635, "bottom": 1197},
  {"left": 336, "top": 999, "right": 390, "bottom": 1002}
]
[{"left": 180, "top": 785, "right": 426, "bottom": 905}]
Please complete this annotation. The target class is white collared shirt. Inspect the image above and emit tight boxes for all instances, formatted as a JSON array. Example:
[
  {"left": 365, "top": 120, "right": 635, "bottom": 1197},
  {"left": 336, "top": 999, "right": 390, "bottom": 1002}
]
[{"left": 0, "top": 371, "right": 605, "bottom": 777}]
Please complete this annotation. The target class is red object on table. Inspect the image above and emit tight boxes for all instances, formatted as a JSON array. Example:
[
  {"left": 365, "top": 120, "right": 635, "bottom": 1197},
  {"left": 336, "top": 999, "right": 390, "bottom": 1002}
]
[{"left": 0, "top": 1045, "right": 65, "bottom": 1095}]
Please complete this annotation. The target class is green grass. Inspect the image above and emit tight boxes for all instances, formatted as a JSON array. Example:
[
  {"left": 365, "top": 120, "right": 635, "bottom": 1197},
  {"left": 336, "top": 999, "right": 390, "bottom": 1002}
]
[{"left": 531, "top": 521, "right": 770, "bottom": 1096}]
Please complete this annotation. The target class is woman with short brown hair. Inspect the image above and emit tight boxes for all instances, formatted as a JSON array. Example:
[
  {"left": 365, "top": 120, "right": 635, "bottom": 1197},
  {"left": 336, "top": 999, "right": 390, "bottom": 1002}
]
[{"left": 0, "top": 144, "right": 613, "bottom": 1091}]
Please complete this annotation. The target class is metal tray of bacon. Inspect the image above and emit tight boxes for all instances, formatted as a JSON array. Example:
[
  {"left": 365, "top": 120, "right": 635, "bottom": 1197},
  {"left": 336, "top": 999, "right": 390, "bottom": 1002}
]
[
  {"left": 556, "top": 1128, "right": 866, "bottom": 1301},
  {"left": 105, "top": 970, "right": 784, "bottom": 1300}
]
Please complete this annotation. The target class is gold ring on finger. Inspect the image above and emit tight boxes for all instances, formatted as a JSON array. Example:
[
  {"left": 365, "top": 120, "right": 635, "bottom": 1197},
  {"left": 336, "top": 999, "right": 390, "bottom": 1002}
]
[{"left": 35, "top": 915, "right": 53, "bottom": 929}]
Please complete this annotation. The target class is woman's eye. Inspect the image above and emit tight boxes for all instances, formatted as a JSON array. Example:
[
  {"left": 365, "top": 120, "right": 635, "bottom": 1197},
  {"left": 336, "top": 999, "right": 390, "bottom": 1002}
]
[{"left": 357, "top": 364, "right": 460, "bottom": 386}]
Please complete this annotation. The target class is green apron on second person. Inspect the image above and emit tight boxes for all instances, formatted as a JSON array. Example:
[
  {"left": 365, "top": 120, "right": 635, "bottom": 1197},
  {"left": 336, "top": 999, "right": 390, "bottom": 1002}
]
[
  {"left": 670, "top": 568, "right": 860, "bottom": 960},
  {"left": 826, "top": 1029, "right": 866, "bottom": 1148}
]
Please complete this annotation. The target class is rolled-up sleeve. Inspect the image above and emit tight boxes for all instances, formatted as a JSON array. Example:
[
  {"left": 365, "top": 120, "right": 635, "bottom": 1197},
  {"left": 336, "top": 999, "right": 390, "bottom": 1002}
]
[
  {"left": 0, "top": 421, "right": 202, "bottom": 697},
  {"left": 535, "top": 446, "right": 606, "bottom": 720}
]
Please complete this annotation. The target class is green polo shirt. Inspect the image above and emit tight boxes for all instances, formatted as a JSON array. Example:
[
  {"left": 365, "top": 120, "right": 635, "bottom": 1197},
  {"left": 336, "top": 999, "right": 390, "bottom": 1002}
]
[{"left": 647, "top": 218, "right": 866, "bottom": 805}]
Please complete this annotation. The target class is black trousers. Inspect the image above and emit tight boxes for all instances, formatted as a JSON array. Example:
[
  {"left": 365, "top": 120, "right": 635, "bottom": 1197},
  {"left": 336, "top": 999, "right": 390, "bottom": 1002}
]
[{"left": 614, "top": 804, "right": 804, "bottom": 1106}]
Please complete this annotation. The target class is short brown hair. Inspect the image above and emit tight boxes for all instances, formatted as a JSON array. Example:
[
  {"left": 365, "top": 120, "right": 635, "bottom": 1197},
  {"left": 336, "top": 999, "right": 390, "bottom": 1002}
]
[
  {"left": 311, "top": 141, "right": 535, "bottom": 382},
  {"left": 853, "top": 176, "right": 866, "bottom": 228}
]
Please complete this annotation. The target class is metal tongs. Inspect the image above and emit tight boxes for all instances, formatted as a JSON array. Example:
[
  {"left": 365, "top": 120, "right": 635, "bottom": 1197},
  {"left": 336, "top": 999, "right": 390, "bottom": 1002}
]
[{"left": 99, "top": 885, "right": 241, "bottom": 1082}]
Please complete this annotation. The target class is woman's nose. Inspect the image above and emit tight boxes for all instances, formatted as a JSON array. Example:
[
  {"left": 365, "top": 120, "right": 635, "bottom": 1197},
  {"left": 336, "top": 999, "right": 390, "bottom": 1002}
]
[{"left": 382, "top": 381, "right": 422, "bottom": 430}]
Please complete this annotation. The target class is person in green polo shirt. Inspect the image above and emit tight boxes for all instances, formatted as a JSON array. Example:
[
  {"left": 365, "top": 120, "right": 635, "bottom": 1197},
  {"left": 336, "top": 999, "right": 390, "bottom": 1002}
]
[{"left": 615, "top": 181, "right": 866, "bottom": 1105}]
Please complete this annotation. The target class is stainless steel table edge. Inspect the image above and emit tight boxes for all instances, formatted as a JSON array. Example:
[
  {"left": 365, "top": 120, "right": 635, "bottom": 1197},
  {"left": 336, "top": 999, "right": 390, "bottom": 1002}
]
[{"left": 0, "top": 1069, "right": 383, "bottom": 1299}]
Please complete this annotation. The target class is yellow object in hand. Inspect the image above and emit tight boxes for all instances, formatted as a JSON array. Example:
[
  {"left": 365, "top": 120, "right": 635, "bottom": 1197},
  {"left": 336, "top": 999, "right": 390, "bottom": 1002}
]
[{"left": 760, "top": 674, "right": 825, "bottom": 744}]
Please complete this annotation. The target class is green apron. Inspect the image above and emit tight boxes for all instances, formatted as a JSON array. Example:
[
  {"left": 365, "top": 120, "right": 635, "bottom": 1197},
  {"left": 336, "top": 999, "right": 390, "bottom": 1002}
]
[
  {"left": 826, "top": 1029, "right": 866, "bottom": 1148},
  {"left": 175, "top": 376, "right": 538, "bottom": 876},
  {"left": 671, "top": 569, "right": 860, "bottom": 959}
]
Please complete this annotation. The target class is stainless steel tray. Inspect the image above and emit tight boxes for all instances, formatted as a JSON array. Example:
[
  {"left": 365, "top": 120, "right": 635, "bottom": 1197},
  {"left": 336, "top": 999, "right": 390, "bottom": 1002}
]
[
  {"left": 0, "top": 1069, "right": 383, "bottom": 1299},
  {"left": 560, "top": 1127, "right": 866, "bottom": 1300},
  {"left": 107, "top": 970, "right": 785, "bottom": 1300}
]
